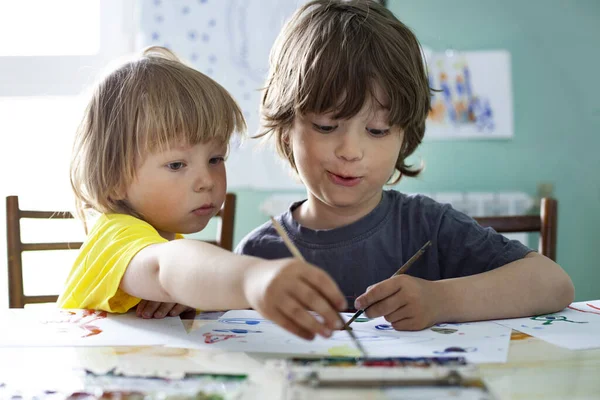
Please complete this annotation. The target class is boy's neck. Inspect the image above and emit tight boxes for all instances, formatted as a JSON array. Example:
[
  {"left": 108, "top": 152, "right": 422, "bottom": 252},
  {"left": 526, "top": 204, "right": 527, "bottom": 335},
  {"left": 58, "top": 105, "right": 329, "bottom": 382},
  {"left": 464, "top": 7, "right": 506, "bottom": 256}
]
[{"left": 293, "top": 190, "right": 383, "bottom": 230}]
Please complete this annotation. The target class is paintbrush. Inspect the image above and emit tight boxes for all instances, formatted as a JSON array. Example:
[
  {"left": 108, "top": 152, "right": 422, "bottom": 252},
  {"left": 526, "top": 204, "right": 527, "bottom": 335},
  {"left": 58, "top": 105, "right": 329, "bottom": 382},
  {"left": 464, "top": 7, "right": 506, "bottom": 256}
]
[
  {"left": 269, "top": 216, "right": 367, "bottom": 357},
  {"left": 343, "top": 240, "right": 432, "bottom": 329}
]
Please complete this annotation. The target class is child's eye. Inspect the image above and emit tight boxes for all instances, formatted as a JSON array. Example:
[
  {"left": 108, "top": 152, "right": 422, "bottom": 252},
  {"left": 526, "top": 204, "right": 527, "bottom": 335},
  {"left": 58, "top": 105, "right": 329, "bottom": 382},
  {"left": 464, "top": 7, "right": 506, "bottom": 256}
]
[
  {"left": 166, "top": 162, "right": 186, "bottom": 171},
  {"left": 366, "top": 127, "right": 390, "bottom": 137},
  {"left": 312, "top": 123, "right": 337, "bottom": 133},
  {"left": 209, "top": 156, "right": 225, "bottom": 165}
]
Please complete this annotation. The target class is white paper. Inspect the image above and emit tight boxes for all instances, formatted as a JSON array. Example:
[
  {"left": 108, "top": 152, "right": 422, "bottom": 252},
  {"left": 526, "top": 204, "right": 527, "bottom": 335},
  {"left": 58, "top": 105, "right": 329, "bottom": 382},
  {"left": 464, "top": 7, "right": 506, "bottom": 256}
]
[
  {"left": 494, "top": 300, "right": 600, "bottom": 350},
  {"left": 0, "top": 309, "right": 188, "bottom": 347},
  {"left": 176, "top": 310, "right": 511, "bottom": 363}
]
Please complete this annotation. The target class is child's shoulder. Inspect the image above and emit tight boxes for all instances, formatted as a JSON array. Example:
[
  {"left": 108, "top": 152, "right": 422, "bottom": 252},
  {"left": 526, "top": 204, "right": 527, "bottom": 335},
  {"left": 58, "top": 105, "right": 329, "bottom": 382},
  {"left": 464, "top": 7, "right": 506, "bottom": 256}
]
[
  {"left": 235, "top": 215, "right": 282, "bottom": 256},
  {"left": 87, "top": 213, "right": 161, "bottom": 241},
  {"left": 387, "top": 190, "right": 451, "bottom": 216}
]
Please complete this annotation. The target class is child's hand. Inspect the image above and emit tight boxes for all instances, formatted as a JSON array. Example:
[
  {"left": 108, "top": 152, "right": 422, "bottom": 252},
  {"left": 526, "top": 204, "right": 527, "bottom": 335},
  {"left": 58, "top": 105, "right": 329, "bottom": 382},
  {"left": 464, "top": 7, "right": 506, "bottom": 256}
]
[
  {"left": 244, "top": 258, "right": 347, "bottom": 340},
  {"left": 135, "top": 300, "right": 193, "bottom": 319},
  {"left": 354, "top": 275, "right": 440, "bottom": 331}
]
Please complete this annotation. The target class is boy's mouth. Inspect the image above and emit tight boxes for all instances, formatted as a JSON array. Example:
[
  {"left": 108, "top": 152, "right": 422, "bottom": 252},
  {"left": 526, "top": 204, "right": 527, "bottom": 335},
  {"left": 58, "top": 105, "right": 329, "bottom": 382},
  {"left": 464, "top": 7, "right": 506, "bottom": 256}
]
[{"left": 327, "top": 171, "right": 362, "bottom": 187}]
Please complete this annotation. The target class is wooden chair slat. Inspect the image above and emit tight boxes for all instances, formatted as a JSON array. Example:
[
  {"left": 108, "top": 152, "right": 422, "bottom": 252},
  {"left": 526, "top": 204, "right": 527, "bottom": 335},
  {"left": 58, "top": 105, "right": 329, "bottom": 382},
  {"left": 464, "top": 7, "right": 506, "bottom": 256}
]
[
  {"left": 6, "top": 194, "right": 237, "bottom": 308},
  {"left": 21, "top": 242, "right": 83, "bottom": 251},
  {"left": 474, "top": 197, "right": 558, "bottom": 261}
]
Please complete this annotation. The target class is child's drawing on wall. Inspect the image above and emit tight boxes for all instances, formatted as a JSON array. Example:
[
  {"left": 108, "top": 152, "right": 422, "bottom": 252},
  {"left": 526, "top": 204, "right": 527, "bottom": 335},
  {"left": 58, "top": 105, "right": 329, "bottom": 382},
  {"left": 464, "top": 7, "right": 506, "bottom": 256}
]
[{"left": 425, "top": 50, "right": 513, "bottom": 140}]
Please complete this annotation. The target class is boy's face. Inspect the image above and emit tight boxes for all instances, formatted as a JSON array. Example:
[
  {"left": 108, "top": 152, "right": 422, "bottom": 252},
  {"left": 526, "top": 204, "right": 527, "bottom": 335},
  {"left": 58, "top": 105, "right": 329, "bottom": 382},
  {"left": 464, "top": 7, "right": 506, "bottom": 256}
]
[
  {"left": 289, "top": 88, "right": 402, "bottom": 218},
  {"left": 124, "top": 140, "right": 227, "bottom": 240}
]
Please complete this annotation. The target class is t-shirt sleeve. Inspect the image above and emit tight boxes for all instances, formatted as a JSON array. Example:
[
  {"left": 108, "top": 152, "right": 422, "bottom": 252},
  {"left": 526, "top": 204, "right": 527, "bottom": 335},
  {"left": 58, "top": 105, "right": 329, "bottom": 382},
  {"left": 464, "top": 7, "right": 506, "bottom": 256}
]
[
  {"left": 57, "top": 215, "right": 168, "bottom": 313},
  {"left": 435, "top": 205, "right": 533, "bottom": 279}
]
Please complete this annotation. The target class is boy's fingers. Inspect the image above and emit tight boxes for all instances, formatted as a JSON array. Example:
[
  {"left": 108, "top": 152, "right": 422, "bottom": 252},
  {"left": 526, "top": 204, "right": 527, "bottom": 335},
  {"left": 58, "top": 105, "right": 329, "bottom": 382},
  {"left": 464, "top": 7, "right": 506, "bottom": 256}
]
[
  {"left": 355, "top": 278, "right": 400, "bottom": 310},
  {"left": 294, "top": 282, "right": 343, "bottom": 331},
  {"left": 364, "top": 290, "right": 406, "bottom": 319},
  {"left": 306, "top": 267, "right": 347, "bottom": 310},
  {"left": 391, "top": 317, "right": 419, "bottom": 331},
  {"left": 271, "top": 308, "right": 315, "bottom": 340},
  {"left": 278, "top": 296, "right": 332, "bottom": 339}
]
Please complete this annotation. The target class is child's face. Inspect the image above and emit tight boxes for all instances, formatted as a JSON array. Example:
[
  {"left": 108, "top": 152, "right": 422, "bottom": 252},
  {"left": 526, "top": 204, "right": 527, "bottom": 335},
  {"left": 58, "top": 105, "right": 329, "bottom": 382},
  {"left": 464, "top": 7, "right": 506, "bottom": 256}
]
[
  {"left": 289, "top": 90, "right": 402, "bottom": 215},
  {"left": 124, "top": 140, "right": 227, "bottom": 240}
]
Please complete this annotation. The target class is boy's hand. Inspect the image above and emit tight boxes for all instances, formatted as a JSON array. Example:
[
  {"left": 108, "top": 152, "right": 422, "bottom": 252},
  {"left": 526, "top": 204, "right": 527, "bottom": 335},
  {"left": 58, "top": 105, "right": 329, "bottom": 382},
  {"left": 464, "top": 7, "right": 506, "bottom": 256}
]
[
  {"left": 135, "top": 300, "right": 193, "bottom": 319},
  {"left": 354, "top": 275, "right": 441, "bottom": 331},
  {"left": 244, "top": 258, "right": 347, "bottom": 340}
]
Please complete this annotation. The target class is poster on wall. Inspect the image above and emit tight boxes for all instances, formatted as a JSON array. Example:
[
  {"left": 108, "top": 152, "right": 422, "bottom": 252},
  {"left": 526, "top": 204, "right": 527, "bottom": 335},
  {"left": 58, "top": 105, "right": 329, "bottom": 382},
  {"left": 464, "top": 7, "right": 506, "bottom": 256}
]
[
  {"left": 139, "top": 0, "right": 311, "bottom": 190},
  {"left": 424, "top": 49, "right": 513, "bottom": 140}
]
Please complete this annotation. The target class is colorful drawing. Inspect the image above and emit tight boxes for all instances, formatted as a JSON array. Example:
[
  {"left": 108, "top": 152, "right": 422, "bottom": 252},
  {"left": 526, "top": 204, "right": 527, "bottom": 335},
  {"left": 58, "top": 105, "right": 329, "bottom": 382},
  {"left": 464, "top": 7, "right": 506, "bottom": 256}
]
[
  {"left": 425, "top": 50, "right": 513, "bottom": 140},
  {"left": 180, "top": 310, "right": 512, "bottom": 363},
  {"left": 530, "top": 315, "right": 588, "bottom": 325},
  {"left": 0, "top": 309, "right": 188, "bottom": 347},
  {"left": 494, "top": 302, "right": 600, "bottom": 350},
  {"left": 41, "top": 309, "right": 108, "bottom": 338}
]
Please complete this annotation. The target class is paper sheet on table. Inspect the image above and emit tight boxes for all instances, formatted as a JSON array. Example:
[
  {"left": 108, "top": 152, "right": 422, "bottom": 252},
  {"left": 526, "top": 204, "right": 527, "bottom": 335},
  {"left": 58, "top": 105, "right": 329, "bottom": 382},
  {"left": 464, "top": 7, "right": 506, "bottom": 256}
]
[
  {"left": 175, "top": 310, "right": 512, "bottom": 363},
  {"left": 494, "top": 300, "right": 600, "bottom": 350},
  {"left": 0, "top": 308, "right": 188, "bottom": 347}
]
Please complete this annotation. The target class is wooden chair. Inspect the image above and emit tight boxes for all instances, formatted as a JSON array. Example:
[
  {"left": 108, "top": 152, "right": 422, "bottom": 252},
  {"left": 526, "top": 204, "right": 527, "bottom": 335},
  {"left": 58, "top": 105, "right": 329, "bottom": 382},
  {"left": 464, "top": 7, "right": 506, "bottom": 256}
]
[
  {"left": 6, "top": 193, "right": 237, "bottom": 308},
  {"left": 474, "top": 197, "right": 557, "bottom": 261}
]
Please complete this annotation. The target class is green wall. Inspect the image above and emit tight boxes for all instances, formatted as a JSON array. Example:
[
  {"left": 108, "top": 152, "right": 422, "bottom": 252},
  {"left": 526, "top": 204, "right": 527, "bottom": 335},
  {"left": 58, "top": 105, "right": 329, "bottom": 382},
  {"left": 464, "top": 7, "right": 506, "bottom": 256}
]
[{"left": 229, "top": 0, "right": 600, "bottom": 302}]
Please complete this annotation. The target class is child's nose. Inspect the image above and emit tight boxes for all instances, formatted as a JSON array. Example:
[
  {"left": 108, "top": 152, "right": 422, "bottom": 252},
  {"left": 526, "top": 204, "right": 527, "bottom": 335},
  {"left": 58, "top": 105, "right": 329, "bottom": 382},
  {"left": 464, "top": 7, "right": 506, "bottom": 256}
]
[
  {"left": 193, "top": 171, "right": 215, "bottom": 192},
  {"left": 335, "top": 131, "right": 363, "bottom": 161}
]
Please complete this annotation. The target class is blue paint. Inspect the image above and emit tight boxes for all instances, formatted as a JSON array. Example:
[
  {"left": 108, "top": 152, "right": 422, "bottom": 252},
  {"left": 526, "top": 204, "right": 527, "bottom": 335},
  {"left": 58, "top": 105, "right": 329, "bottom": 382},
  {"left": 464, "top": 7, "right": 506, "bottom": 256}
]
[
  {"left": 375, "top": 324, "right": 394, "bottom": 331},
  {"left": 214, "top": 329, "right": 262, "bottom": 334}
]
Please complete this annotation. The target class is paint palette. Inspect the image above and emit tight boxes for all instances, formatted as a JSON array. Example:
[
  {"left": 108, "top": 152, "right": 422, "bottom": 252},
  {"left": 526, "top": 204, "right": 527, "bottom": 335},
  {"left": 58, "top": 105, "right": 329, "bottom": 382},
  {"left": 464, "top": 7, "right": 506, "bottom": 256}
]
[{"left": 270, "top": 356, "right": 496, "bottom": 400}]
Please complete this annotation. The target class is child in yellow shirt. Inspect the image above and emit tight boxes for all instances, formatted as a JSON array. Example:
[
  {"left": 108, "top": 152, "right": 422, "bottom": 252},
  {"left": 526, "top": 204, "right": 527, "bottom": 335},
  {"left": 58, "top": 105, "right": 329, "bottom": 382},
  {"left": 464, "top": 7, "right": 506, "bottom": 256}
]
[{"left": 57, "top": 46, "right": 346, "bottom": 341}]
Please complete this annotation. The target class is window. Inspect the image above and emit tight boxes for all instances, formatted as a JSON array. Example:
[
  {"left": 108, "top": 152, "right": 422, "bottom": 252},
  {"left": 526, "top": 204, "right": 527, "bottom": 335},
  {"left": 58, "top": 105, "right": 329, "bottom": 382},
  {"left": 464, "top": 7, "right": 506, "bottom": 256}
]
[{"left": 0, "top": 0, "right": 135, "bottom": 308}]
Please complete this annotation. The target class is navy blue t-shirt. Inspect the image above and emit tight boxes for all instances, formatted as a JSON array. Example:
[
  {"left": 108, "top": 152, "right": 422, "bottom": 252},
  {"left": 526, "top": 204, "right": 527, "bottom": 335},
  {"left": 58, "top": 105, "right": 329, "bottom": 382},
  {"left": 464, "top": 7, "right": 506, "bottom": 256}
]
[{"left": 236, "top": 190, "right": 532, "bottom": 307}]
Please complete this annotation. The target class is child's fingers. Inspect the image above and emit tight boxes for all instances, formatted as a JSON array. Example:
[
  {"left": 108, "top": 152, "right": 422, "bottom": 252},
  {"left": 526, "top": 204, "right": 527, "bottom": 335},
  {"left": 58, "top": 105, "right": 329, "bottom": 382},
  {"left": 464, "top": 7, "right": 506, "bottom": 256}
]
[
  {"left": 153, "top": 302, "right": 177, "bottom": 318},
  {"left": 355, "top": 276, "right": 404, "bottom": 310},
  {"left": 278, "top": 296, "right": 332, "bottom": 339},
  {"left": 136, "top": 300, "right": 148, "bottom": 317},
  {"left": 139, "top": 301, "right": 162, "bottom": 318},
  {"left": 293, "top": 281, "right": 344, "bottom": 331},
  {"left": 270, "top": 308, "right": 315, "bottom": 340},
  {"left": 169, "top": 304, "right": 192, "bottom": 317},
  {"left": 304, "top": 267, "right": 347, "bottom": 310},
  {"left": 364, "top": 289, "right": 407, "bottom": 319}
]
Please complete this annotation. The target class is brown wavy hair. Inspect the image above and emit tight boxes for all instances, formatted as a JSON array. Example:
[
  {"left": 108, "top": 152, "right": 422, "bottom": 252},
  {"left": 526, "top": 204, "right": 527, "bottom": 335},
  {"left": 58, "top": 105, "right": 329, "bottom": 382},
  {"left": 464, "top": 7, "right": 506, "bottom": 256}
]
[{"left": 257, "top": 0, "right": 431, "bottom": 183}]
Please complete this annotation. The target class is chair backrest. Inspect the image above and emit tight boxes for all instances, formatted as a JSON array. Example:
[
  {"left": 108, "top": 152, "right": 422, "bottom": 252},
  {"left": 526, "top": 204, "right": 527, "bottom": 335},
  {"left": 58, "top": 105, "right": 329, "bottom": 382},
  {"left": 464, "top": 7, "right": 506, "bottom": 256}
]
[
  {"left": 474, "top": 197, "right": 557, "bottom": 261},
  {"left": 6, "top": 193, "right": 236, "bottom": 308}
]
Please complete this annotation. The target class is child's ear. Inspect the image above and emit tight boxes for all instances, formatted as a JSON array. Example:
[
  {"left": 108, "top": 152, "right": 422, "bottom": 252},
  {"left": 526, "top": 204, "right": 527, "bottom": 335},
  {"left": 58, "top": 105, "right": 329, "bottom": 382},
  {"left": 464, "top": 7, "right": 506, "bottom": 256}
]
[{"left": 110, "top": 182, "right": 128, "bottom": 201}]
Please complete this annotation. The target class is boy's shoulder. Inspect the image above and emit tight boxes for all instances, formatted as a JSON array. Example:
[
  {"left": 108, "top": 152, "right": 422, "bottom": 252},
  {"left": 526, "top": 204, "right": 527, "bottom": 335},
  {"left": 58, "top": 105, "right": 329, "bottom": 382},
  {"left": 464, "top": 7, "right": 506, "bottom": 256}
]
[
  {"left": 235, "top": 215, "right": 285, "bottom": 257},
  {"left": 387, "top": 190, "right": 451, "bottom": 217}
]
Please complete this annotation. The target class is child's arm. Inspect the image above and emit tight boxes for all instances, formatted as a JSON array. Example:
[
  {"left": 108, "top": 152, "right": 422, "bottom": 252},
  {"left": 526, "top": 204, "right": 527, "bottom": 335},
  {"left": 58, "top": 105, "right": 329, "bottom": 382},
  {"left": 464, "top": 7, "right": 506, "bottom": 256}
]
[
  {"left": 120, "top": 239, "right": 347, "bottom": 339},
  {"left": 355, "top": 252, "right": 574, "bottom": 330}
]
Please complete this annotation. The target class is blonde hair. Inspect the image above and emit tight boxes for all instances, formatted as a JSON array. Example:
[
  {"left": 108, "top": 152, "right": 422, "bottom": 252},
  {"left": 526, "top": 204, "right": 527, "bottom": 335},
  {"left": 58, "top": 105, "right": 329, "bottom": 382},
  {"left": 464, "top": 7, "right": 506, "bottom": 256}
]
[
  {"left": 258, "top": 0, "right": 431, "bottom": 183},
  {"left": 71, "top": 46, "right": 245, "bottom": 223}
]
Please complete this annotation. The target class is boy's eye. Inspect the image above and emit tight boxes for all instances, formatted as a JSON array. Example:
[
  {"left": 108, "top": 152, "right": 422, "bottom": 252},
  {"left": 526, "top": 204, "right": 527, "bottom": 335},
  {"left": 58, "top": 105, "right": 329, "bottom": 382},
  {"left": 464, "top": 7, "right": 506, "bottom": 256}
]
[
  {"left": 366, "top": 127, "right": 390, "bottom": 137},
  {"left": 209, "top": 156, "right": 225, "bottom": 165},
  {"left": 312, "top": 123, "right": 337, "bottom": 133},
  {"left": 166, "top": 162, "right": 186, "bottom": 171}
]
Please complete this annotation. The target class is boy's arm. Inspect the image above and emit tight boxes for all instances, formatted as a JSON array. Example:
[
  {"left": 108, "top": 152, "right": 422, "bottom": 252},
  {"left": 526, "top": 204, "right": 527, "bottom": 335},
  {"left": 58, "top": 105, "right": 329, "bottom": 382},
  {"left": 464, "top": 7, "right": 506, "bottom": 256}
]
[
  {"left": 356, "top": 252, "right": 574, "bottom": 330},
  {"left": 434, "top": 252, "right": 574, "bottom": 322},
  {"left": 120, "top": 238, "right": 348, "bottom": 339}
]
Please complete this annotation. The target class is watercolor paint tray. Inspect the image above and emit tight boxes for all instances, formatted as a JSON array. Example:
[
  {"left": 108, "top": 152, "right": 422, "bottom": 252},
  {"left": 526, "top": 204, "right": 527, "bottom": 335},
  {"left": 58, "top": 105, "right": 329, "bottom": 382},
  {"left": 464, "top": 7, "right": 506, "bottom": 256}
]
[
  {"left": 270, "top": 357, "right": 497, "bottom": 400},
  {"left": 272, "top": 357, "right": 484, "bottom": 387}
]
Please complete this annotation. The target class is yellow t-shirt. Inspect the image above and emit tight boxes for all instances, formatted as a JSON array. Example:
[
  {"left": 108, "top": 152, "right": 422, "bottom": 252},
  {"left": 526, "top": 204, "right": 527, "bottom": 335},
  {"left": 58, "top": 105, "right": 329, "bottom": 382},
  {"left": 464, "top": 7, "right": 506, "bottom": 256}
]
[{"left": 57, "top": 214, "right": 175, "bottom": 313}]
